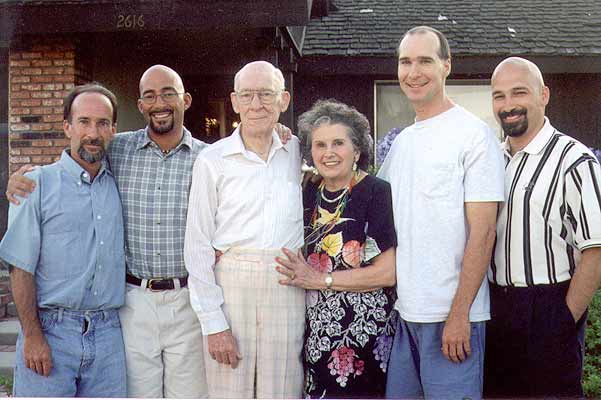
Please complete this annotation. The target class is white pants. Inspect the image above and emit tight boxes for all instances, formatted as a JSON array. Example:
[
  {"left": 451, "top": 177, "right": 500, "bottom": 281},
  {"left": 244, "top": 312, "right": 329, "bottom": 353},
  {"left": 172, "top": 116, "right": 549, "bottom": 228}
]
[
  {"left": 205, "top": 248, "right": 306, "bottom": 398},
  {"left": 119, "top": 283, "right": 208, "bottom": 398}
]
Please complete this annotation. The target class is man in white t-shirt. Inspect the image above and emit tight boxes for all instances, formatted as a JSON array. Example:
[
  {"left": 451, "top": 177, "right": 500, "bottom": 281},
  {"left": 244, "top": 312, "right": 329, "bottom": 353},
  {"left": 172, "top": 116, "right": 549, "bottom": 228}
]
[{"left": 378, "top": 26, "right": 504, "bottom": 399}]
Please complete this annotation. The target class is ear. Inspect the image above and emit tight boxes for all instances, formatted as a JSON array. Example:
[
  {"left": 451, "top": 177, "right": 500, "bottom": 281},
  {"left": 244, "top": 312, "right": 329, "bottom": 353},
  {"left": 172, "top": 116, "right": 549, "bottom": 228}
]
[
  {"left": 183, "top": 92, "right": 192, "bottom": 111},
  {"left": 137, "top": 98, "right": 144, "bottom": 114},
  {"left": 63, "top": 119, "right": 72, "bottom": 139},
  {"left": 278, "top": 91, "right": 291, "bottom": 113},
  {"left": 541, "top": 85, "right": 550, "bottom": 107},
  {"left": 443, "top": 58, "right": 452, "bottom": 78},
  {"left": 230, "top": 92, "right": 240, "bottom": 114}
]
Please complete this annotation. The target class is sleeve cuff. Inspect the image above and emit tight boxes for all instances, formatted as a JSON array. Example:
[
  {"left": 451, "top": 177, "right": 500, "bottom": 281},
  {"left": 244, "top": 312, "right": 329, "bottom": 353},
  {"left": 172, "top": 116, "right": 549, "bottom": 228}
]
[{"left": 197, "top": 309, "right": 230, "bottom": 335}]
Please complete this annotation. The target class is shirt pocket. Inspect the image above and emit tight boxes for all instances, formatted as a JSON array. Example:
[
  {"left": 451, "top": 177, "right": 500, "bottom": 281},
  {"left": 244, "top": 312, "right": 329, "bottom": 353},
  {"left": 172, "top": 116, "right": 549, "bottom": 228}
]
[
  {"left": 39, "top": 213, "right": 85, "bottom": 280},
  {"left": 418, "top": 162, "right": 454, "bottom": 199}
]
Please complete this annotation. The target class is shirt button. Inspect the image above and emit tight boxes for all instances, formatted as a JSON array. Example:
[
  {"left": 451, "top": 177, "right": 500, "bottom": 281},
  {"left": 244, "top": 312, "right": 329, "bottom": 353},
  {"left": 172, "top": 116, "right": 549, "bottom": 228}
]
[
  {"left": 98, "top": 265, "right": 102, "bottom": 270},
  {"left": 94, "top": 291, "right": 98, "bottom": 296},
  {"left": 156, "top": 252, "right": 161, "bottom": 256},
  {"left": 97, "top": 215, "right": 102, "bottom": 220},
  {"left": 157, "top": 221, "right": 161, "bottom": 225},
  {"left": 100, "top": 241, "right": 104, "bottom": 245}
]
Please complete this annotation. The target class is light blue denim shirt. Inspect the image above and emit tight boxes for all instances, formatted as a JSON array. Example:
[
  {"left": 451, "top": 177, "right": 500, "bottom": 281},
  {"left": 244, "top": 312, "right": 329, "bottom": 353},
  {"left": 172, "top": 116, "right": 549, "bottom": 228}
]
[{"left": 0, "top": 150, "right": 125, "bottom": 310}]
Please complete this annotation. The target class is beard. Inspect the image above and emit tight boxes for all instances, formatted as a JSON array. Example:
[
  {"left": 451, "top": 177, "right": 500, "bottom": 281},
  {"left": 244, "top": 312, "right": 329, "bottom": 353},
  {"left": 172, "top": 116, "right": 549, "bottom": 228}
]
[
  {"left": 149, "top": 110, "right": 174, "bottom": 135},
  {"left": 77, "top": 137, "right": 106, "bottom": 164},
  {"left": 498, "top": 108, "right": 529, "bottom": 137}
]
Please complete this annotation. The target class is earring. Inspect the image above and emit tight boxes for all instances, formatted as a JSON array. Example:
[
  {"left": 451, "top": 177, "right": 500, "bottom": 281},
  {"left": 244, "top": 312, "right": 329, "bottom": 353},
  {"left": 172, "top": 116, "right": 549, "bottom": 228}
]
[{"left": 352, "top": 160, "right": 357, "bottom": 171}]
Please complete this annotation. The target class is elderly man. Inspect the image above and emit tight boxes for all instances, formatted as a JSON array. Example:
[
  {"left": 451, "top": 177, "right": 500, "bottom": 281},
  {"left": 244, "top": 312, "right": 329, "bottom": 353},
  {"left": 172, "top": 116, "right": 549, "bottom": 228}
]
[
  {"left": 0, "top": 83, "right": 126, "bottom": 397},
  {"left": 377, "top": 26, "right": 504, "bottom": 399},
  {"left": 484, "top": 57, "right": 601, "bottom": 398},
  {"left": 184, "top": 60, "right": 305, "bottom": 398},
  {"left": 6, "top": 65, "right": 209, "bottom": 398}
]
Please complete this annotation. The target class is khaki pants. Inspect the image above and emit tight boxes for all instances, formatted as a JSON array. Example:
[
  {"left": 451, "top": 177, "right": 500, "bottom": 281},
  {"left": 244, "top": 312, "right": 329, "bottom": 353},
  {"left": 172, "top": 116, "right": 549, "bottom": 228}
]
[
  {"left": 119, "top": 283, "right": 208, "bottom": 398},
  {"left": 205, "top": 248, "right": 305, "bottom": 398}
]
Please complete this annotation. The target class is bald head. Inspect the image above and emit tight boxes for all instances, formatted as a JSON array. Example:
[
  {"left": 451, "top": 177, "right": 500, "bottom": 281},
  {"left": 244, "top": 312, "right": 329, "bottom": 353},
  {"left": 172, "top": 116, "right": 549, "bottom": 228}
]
[
  {"left": 234, "top": 61, "right": 285, "bottom": 92},
  {"left": 139, "top": 65, "right": 185, "bottom": 95},
  {"left": 492, "top": 57, "right": 545, "bottom": 95}
]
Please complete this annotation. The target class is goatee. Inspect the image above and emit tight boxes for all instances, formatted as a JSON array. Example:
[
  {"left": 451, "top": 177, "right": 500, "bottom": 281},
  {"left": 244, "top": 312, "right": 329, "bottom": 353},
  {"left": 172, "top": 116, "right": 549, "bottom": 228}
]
[
  {"left": 499, "top": 108, "right": 529, "bottom": 138},
  {"left": 78, "top": 138, "right": 106, "bottom": 164}
]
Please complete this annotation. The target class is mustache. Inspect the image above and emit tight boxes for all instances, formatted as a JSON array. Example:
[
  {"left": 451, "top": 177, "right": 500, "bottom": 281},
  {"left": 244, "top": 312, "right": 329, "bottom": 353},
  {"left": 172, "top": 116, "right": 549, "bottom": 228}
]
[
  {"left": 498, "top": 108, "right": 526, "bottom": 120},
  {"left": 150, "top": 108, "right": 173, "bottom": 115},
  {"left": 81, "top": 137, "right": 105, "bottom": 147}
]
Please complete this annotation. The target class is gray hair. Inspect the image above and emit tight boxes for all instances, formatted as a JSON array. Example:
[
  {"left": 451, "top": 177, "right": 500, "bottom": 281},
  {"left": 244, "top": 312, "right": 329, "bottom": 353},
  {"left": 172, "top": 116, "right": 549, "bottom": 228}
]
[
  {"left": 298, "top": 99, "right": 373, "bottom": 170},
  {"left": 234, "top": 61, "right": 285, "bottom": 92}
]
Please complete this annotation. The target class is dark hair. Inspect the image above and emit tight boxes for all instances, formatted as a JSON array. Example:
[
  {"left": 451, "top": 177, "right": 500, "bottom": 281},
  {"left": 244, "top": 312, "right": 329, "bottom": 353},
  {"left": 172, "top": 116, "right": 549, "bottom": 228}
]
[
  {"left": 297, "top": 99, "right": 373, "bottom": 171},
  {"left": 63, "top": 82, "right": 118, "bottom": 123},
  {"left": 397, "top": 25, "right": 451, "bottom": 61}
]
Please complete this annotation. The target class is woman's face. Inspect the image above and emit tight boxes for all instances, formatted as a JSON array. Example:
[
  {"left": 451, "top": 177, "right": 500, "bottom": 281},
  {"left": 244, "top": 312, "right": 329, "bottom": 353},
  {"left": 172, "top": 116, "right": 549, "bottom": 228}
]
[{"left": 311, "top": 123, "right": 359, "bottom": 189}]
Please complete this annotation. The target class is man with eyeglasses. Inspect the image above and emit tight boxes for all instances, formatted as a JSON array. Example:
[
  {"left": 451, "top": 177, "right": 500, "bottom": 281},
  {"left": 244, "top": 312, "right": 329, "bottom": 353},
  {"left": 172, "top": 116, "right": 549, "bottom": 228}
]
[
  {"left": 184, "top": 60, "right": 305, "bottom": 398},
  {"left": 6, "top": 65, "right": 209, "bottom": 398}
]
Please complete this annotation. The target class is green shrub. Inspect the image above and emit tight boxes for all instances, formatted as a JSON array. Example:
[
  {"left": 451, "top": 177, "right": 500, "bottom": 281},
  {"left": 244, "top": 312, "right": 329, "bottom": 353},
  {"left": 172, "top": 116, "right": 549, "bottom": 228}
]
[{"left": 584, "top": 291, "right": 601, "bottom": 398}]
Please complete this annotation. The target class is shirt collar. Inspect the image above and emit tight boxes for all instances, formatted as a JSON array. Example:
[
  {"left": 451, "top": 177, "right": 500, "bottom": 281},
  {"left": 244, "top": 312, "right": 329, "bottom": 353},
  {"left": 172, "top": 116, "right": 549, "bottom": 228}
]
[
  {"left": 502, "top": 117, "right": 555, "bottom": 157},
  {"left": 136, "top": 126, "right": 194, "bottom": 151},
  {"left": 222, "top": 127, "right": 289, "bottom": 158},
  {"left": 59, "top": 149, "right": 111, "bottom": 184}
]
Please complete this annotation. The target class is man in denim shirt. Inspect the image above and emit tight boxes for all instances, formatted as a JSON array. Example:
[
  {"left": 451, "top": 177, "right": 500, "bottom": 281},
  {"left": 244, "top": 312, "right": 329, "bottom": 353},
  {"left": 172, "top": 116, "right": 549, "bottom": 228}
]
[{"left": 0, "top": 83, "right": 126, "bottom": 397}]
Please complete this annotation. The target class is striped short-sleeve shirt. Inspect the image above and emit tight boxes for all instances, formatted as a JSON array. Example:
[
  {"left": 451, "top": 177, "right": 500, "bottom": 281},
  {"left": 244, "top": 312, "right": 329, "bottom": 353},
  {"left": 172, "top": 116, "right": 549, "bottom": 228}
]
[{"left": 490, "top": 119, "right": 601, "bottom": 287}]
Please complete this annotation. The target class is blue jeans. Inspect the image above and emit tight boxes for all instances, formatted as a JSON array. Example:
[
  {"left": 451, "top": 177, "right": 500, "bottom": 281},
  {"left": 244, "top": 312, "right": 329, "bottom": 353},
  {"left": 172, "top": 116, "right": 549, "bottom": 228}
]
[
  {"left": 385, "top": 318, "right": 485, "bottom": 400},
  {"left": 13, "top": 308, "right": 126, "bottom": 397}
]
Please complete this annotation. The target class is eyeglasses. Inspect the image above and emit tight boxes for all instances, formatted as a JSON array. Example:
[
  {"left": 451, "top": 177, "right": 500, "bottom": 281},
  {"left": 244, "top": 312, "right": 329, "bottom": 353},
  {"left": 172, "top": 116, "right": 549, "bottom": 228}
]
[
  {"left": 139, "top": 92, "right": 185, "bottom": 104},
  {"left": 235, "top": 90, "right": 281, "bottom": 105}
]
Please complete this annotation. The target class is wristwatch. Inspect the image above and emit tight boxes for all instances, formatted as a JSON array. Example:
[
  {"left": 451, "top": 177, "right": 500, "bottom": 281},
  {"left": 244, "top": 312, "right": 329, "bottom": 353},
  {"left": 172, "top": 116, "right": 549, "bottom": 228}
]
[{"left": 325, "top": 272, "right": 333, "bottom": 289}]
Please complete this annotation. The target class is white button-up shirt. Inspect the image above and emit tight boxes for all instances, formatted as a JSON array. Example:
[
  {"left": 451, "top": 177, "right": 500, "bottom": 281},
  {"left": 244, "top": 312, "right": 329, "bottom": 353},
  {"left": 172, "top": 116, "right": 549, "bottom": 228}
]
[{"left": 184, "top": 128, "right": 304, "bottom": 334}]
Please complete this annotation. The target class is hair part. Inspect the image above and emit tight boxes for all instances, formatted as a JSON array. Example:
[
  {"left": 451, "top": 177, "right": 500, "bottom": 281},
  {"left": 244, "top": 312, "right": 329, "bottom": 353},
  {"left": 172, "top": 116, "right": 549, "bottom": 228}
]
[
  {"left": 397, "top": 25, "right": 451, "bottom": 61},
  {"left": 63, "top": 82, "right": 118, "bottom": 123},
  {"left": 297, "top": 99, "right": 373, "bottom": 170}
]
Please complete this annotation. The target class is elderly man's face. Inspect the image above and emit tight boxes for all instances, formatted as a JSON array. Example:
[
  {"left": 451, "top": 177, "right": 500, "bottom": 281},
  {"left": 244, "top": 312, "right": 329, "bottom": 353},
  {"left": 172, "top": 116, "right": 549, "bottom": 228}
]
[
  {"left": 230, "top": 65, "right": 290, "bottom": 136},
  {"left": 491, "top": 62, "right": 549, "bottom": 139}
]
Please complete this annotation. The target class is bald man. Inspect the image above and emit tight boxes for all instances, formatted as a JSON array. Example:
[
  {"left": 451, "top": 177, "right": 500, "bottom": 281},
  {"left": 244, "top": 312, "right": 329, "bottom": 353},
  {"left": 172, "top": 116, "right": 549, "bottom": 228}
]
[
  {"left": 184, "top": 61, "right": 305, "bottom": 398},
  {"left": 485, "top": 57, "right": 601, "bottom": 397}
]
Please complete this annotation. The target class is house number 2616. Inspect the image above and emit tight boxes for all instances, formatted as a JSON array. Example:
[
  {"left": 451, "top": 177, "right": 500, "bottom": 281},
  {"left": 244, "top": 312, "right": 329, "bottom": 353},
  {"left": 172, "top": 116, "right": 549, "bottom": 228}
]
[{"left": 117, "top": 14, "right": 145, "bottom": 29}]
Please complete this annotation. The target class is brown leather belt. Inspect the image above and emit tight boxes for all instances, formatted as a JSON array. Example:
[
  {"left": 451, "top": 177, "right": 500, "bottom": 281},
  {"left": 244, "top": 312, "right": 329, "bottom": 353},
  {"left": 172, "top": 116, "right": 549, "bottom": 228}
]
[{"left": 126, "top": 274, "right": 188, "bottom": 291}]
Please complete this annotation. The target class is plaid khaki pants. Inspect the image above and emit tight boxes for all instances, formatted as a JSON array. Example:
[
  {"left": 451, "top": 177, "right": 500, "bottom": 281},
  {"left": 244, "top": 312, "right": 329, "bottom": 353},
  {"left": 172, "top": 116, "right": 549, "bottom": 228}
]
[{"left": 205, "top": 248, "right": 305, "bottom": 398}]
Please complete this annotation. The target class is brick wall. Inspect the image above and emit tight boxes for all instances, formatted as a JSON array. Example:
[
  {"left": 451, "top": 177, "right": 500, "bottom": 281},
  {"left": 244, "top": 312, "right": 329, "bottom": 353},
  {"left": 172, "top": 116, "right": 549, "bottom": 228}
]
[{"left": 8, "top": 38, "right": 91, "bottom": 172}]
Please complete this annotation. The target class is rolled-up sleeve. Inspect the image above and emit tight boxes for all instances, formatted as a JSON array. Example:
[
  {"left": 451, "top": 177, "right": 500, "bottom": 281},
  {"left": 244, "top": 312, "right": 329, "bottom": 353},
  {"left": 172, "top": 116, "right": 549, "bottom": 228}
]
[{"left": 184, "top": 154, "right": 229, "bottom": 335}]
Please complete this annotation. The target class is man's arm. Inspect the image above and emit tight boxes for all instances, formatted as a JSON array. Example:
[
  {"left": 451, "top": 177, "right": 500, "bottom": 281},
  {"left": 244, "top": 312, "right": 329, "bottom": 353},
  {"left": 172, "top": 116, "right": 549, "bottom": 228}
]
[
  {"left": 10, "top": 267, "right": 52, "bottom": 376},
  {"left": 442, "top": 201, "right": 498, "bottom": 363},
  {"left": 184, "top": 154, "right": 241, "bottom": 369},
  {"left": 566, "top": 248, "right": 601, "bottom": 321}
]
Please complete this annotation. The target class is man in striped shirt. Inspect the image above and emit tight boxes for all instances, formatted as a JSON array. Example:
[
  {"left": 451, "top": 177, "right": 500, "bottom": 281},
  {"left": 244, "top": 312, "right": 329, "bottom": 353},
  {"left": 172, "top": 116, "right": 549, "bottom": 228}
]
[{"left": 484, "top": 57, "right": 601, "bottom": 397}]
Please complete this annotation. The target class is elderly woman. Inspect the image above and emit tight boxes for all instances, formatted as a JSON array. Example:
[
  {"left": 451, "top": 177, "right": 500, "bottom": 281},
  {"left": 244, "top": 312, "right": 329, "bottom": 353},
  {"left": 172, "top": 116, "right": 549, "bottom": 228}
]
[{"left": 276, "top": 99, "right": 397, "bottom": 398}]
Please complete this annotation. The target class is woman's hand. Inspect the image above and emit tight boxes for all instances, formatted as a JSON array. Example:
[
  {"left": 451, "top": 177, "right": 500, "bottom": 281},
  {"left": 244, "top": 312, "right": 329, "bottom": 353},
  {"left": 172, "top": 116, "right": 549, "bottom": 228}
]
[{"left": 275, "top": 248, "right": 325, "bottom": 290}]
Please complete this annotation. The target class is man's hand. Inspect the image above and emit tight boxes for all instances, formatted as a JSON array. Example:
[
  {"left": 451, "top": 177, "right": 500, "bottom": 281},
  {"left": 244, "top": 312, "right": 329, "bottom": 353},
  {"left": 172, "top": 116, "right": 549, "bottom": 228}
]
[
  {"left": 6, "top": 164, "right": 36, "bottom": 205},
  {"left": 23, "top": 332, "right": 52, "bottom": 376},
  {"left": 275, "top": 123, "right": 292, "bottom": 145},
  {"left": 207, "top": 329, "right": 242, "bottom": 369},
  {"left": 441, "top": 312, "right": 471, "bottom": 363}
]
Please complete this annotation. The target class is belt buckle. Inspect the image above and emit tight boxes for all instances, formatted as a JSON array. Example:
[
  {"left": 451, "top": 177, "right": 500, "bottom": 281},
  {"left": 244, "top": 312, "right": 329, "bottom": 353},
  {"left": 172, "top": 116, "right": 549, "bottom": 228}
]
[{"left": 147, "top": 278, "right": 163, "bottom": 292}]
